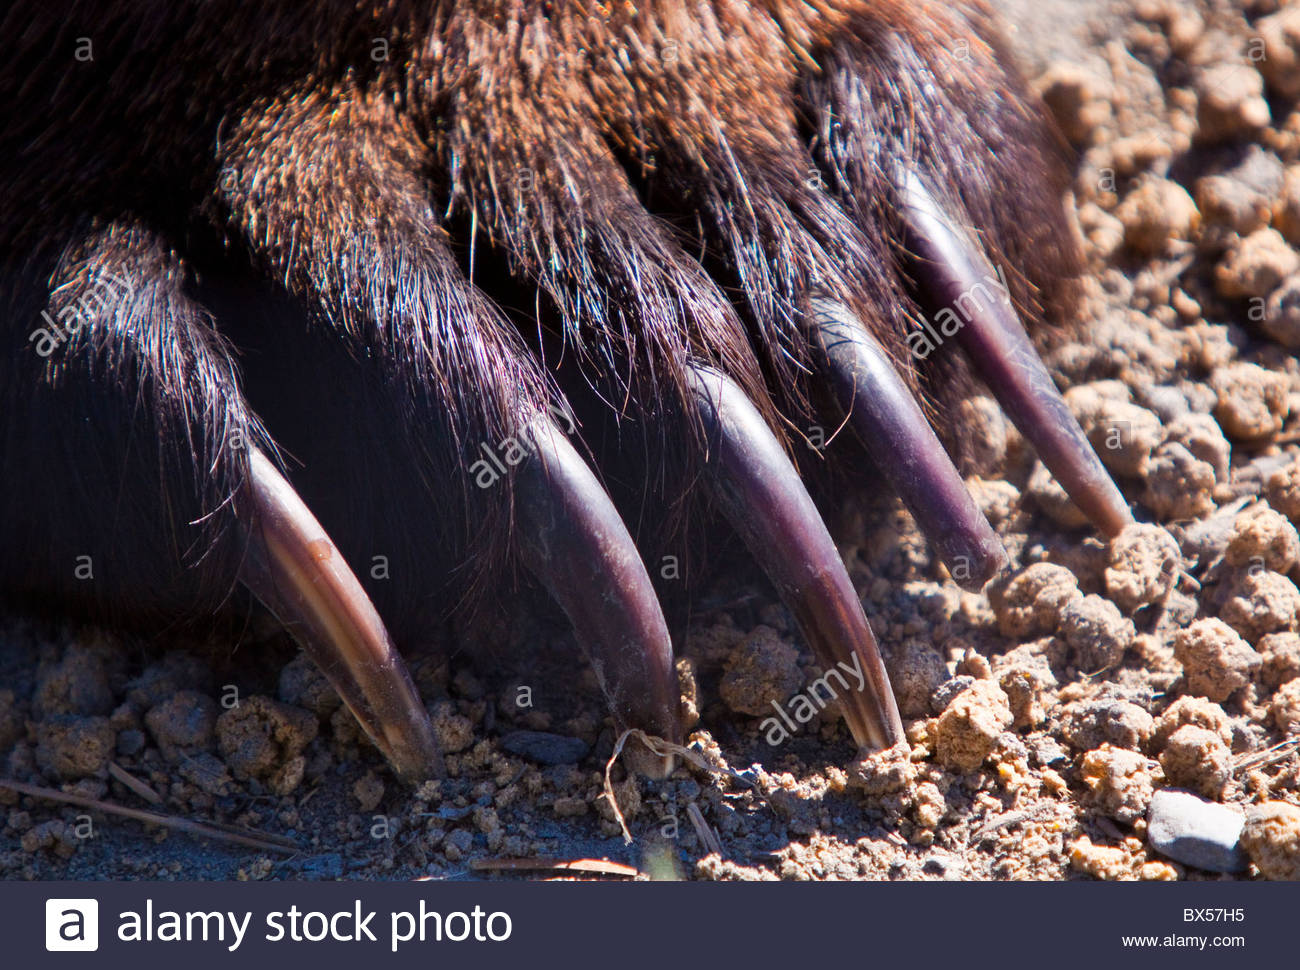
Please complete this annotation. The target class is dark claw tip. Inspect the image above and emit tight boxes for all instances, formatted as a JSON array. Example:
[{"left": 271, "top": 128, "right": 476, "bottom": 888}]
[
  {"left": 686, "top": 365, "right": 905, "bottom": 751},
  {"left": 891, "top": 167, "right": 1134, "bottom": 538},
  {"left": 810, "top": 298, "right": 1008, "bottom": 591},
  {"left": 515, "top": 413, "right": 683, "bottom": 768}
]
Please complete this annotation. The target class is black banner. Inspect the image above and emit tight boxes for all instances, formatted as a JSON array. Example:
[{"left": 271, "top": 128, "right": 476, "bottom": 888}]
[{"left": 7, "top": 880, "right": 1290, "bottom": 967}]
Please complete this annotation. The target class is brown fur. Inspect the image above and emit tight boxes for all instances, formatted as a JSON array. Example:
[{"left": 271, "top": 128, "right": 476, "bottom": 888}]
[{"left": 0, "top": 1, "right": 1079, "bottom": 643}]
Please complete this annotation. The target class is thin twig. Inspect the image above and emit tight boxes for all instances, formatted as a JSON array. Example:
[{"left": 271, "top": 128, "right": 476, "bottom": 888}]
[{"left": 0, "top": 778, "right": 298, "bottom": 854}]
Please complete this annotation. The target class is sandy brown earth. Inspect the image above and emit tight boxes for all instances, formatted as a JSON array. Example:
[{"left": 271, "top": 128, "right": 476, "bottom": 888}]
[{"left": 4, "top": 0, "right": 1300, "bottom": 882}]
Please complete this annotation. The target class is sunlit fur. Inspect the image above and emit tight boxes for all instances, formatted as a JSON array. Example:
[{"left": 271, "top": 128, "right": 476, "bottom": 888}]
[{"left": 0, "top": 1, "right": 1078, "bottom": 646}]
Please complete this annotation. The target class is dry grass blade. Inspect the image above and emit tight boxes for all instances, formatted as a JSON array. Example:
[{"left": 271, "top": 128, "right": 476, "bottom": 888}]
[
  {"left": 0, "top": 778, "right": 298, "bottom": 854},
  {"left": 469, "top": 857, "right": 640, "bottom": 878},
  {"left": 602, "top": 728, "right": 757, "bottom": 844},
  {"left": 972, "top": 810, "right": 1029, "bottom": 844},
  {"left": 686, "top": 802, "right": 723, "bottom": 857},
  {"left": 107, "top": 761, "right": 163, "bottom": 805},
  {"left": 1234, "top": 738, "right": 1300, "bottom": 774}
]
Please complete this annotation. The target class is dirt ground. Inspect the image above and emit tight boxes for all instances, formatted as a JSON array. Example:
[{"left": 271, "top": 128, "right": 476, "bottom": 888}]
[{"left": 4, "top": 0, "right": 1300, "bottom": 882}]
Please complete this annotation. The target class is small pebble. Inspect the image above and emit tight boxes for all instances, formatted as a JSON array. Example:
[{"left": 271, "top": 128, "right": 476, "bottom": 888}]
[
  {"left": 1146, "top": 789, "right": 1247, "bottom": 873},
  {"left": 124, "top": 653, "right": 209, "bottom": 710},
  {"left": 718, "top": 626, "right": 802, "bottom": 717},
  {"left": 145, "top": 690, "right": 217, "bottom": 757},
  {"left": 996, "top": 651, "right": 1058, "bottom": 730},
  {"left": 1214, "top": 229, "right": 1300, "bottom": 301},
  {"left": 1092, "top": 401, "right": 1163, "bottom": 478},
  {"left": 442, "top": 828, "right": 474, "bottom": 862},
  {"left": 34, "top": 715, "right": 115, "bottom": 781},
  {"left": 1271, "top": 679, "right": 1300, "bottom": 733},
  {"left": 278, "top": 654, "right": 342, "bottom": 718},
  {"left": 1105, "top": 523, "right": 1181, "bottom": 612},
  {"left": 1219, "top": 570, "right": 1300, "bottom": 644},
  {"left": 1194, "top": 146, "right": 1285, "bottom": 237},
  {"left": 177, "top": 751, "right": 232, "bottom": 796},
  {"left": 1162, "top": 412, "right": 1230, "bottom": 483},
  {"left": 1276, "top": 166, "right": 1300, "bottom": 247},
  {"left": 1259, "top": 632, "right": 1300, "bottom": 689},
  {"left": 886, "top": 639, "right": 949, "bottom": 719},
  {"left": 1153, "top": 696, "right": 1234, "bottom": 750},
  {"left": 930, "top": 676, "right": 977, "bottom": 715},
  {"left": 1136, "top": 384, "right": 1191, "bottom": 423},
  {"left": 1062, "top": 698, "right": 1153, "bottom": 752},
  {"left": 345, "top": 772, "right": 381, "bottom": 813},
  {"left": 1030, "top": 735, "right": 1069, "bottom": 767},
  {"left": 1194, "top": 62, "right": 1270, "bottom": 143},
  {"left": 215, "top": 695, "right": 317, "bottom": 795},
  {"left": 33, "top": 646, "right": 114, "bottom": 718},
  {"left": 1258, "top": 6, "right": 1300, "bottom": 100},
  {"left": 1115, "top": 176, "right": 1199, "bottom": 254},
  {"left": 1144, "top": 443, "right": 1217, "bottom": 520},
  {"left": 1265, "top": 458, "right": 1300, "bottom": 520},
  {"left": 500, "top": 730, "right": 589, "bottom": 766},
  {"left": 1173, "top": 618, "right": 1261, "bottom": 701},
  {"left": 1263, "top": 277, "right": 1300, "bottom": 349},
  {"left": 1059, "top": 594, "right": 1134, "bottom": 670},
  {"left": 1225, "top": 504, "right": 1300, "bottom": 573},
  {"left": 1211, "top": 360, "right": 1291, "bottom": 441},
  {"left": 1175, "top": 501, "right": 1248, "bottom": 564},
  {"left": 1159, "top": 725, "right": 1232, "bottom": 798},
  {"left": 1034, "top": 61, "right": 1112, "bottom": 144},
  {"left": 429, "top": 701, "right": 475, "bottom": 754},
  {"left": 933, "top": 680, "right": 1012, "bottom": 773},
  {"left": 1240, "top": 801, "right": 1300, "bottom": 880},
  {"left": 1080, "top": 745, "right": 1154, "bottom": 824},
  {"left": 988, "top": 562, "right": 1080, "bottom": 639}
]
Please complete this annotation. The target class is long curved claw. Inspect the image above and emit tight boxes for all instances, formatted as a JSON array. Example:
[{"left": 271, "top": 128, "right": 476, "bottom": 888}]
[
  {"left": 237, "top": 448, "right": 444, "bottom": 782},
  {"left": 810, "top": 298, "right": 1008, "bottom": 590},
  {"left": 686, "top": 366, "right": 905, "bottom": 751},
  {"left": 514, "top": 416, "right": 680, "bottom": 778},
  {"left": 894, "top": 168, "right": 1134, "bottom": 537}
]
